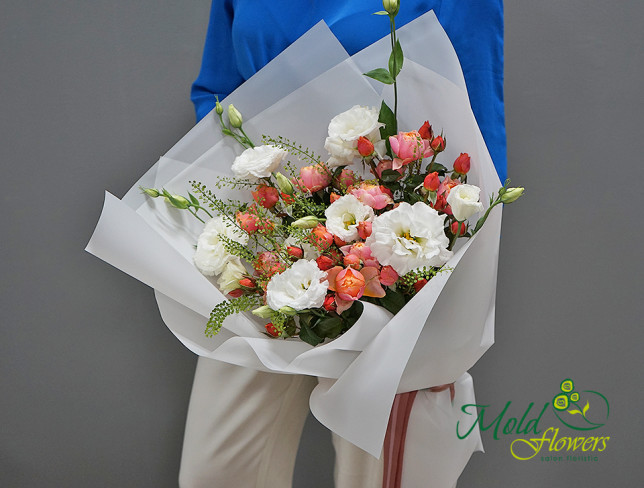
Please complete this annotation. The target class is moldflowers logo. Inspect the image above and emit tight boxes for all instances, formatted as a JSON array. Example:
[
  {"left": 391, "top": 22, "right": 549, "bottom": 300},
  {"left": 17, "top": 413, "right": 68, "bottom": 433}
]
[{"left": 456, "top": 378, "right": 610, "bottom": 462}]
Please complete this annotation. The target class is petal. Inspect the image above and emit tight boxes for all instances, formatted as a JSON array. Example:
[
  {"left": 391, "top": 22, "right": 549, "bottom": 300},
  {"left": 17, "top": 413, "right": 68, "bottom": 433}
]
[{"left": 362, "top": 266, "right": 386, "bottom": 298}]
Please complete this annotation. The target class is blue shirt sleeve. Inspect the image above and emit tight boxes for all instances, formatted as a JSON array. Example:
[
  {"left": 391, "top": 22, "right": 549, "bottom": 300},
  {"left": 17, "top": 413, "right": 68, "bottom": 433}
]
[
  {"left": 190, "top": 0, "right": 244, "bottom": 121},
  {"left": 191, "top": 0, "right": 506, "bottom": 181}
]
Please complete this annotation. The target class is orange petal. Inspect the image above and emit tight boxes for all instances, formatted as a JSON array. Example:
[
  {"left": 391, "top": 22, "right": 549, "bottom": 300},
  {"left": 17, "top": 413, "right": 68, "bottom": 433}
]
[
  {"left": 361, "top": 267, "right": 386, "bottom": 298},
  {"left": 325, "top": 266, "right": 343, "bottom": 292}
]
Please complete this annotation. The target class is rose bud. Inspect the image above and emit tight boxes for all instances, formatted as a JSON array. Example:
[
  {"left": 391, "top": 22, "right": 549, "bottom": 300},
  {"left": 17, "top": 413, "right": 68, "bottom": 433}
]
[
  {"left": 323, "top": 294, "right": 337, "bottom": 312},
  {"left": 333, "top": 235, "right": 347, "bottom": 247},
  {"left": 375, "top": 159, "right": 404, "bottom": 179},
  {"left": 343, "top": 253, "right": 361, "bottom": 269},
  {"left": 423, "top": 171, "right": 440, "bottom": 191},
  {"left": 451, "top": 221, "right": 467, "bottom": 236},
  {"left": 430, "top": 135, "right": 446, "bottom": 152},
  {"left": 310, "top": 224, "right": 334, "bottom": 250},
  {"left": 413, "top": 278, "right": 428, "bottom": 293},
  {"left": 357, "top": 136, "right": 375, "bottom": 157},
  {"left": 379, "top": 265, "right": 399, "bottom": 287},
  {"left": 357, "top": 221, "right": 372, "bottom": 240},
  {"left": 265, "top": 323, "right": 281, "bottom": 337},
  {"left": 239, "top": 277, "right": 256, "bottom": 288},
  {"left": 453, "top": 153, "right": 471, "bottom": 175},
  {"left": 286, "top": 246, "right": 304, "bottom": 259},
  {"left": 280, "top": 192, "right": 295, "bottom": 205},
  {"left": 335, "top": 267, "right": 366, "bottom": 301},
  {"left": 236, "top": 211, "right": 260, "bottom": 233},
  {"left": 227, "top": 288, "right": 244, "bottom": 298},
  {"left": 337, "top": 168, "right": 357, "bottom": 189},
  {"left": 252, "top": 184, "right": 280, "bottom": 209},
  {"left": 316, "top": 255, "right": 335, "bottom": 271},
  {"left": 418, "top": 121, "right": 433, "bottom": 140}
]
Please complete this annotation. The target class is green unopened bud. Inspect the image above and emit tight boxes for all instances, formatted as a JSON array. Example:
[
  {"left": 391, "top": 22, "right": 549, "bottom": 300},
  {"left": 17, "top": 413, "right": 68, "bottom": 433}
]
[
  {"left": 278, "top": 306, "right": 297, "bottom": 316},
  {"left": 274, "top": 172, "right": 294, "bottom": 195},
  {"left": 228, "top": 104, "right": 243, "bottom": 128},
  {"left": 252, "top": 305, "right": 275, "bottom": 319},
  {"left": 140, "top": 187, "right": 160, "bottom": 198},
  {"left": 291, "top": 216, "right": 322, "bottom": 229},
  {"left": 500, "top": 187, "right": 524, "bottom": 204},
  {"left": 383, "top": 0, "right": 399, "bottom": 15},
  {"left": 215, "top": 97, "right": 223, "bottom": 115},
  {"left": 167, "top": 194, "right": 190, "bottom": 209}
]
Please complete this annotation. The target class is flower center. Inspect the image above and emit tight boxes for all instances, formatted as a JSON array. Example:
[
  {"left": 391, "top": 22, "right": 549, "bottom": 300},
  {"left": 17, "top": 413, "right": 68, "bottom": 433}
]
[{"left": 342, "top": 212, "right": 356, "bottom": 229}]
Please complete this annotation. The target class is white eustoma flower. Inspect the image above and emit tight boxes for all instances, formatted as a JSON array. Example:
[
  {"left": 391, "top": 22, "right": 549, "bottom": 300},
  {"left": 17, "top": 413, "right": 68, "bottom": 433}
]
[
  {"left": 324, "top": 105, "right": 383, "bottom": 167},
  {"left": 217, "top": 259, "right": 247, "bottom": 294},
  {"left": 266, "top": 260, "right": 328, "bottom": 311},
  {"left": 365, "top": 202, "right": 453, "bottom": 275},
  {"left": 194, "top": 216, "right": 248, "bottom": 277},
  {"left": 446, "top": 184, "right": 484, "bottom": 222},
  {"left": 325, "top": 194, "right": 374, "bottom": 242},
  {"left": 231, "top": 144, "right": 288, "bottom": 179}
]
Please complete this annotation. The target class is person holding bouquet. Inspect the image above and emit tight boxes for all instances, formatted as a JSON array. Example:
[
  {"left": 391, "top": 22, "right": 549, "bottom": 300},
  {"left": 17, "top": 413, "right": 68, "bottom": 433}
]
[{"left": 178, "top": 1, "right": 506, "bottom": 487}]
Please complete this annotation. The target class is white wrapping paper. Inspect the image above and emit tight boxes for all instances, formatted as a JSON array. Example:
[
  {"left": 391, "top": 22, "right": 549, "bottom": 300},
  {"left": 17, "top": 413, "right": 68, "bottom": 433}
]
[{"left": 87, "top": 12, "right": 501, "bottom": 460}]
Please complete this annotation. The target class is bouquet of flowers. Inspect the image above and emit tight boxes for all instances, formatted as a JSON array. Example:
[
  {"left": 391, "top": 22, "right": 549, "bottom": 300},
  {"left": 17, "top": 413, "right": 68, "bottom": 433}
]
[{"left": 87, "top": 4, "right": 522, "bottom": 478}]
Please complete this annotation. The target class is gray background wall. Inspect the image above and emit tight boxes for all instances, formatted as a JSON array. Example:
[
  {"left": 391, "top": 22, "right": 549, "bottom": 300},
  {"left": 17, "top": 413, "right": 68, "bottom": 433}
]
[{"left": 1, "top": 1, "right": 642, "bottom": 486}]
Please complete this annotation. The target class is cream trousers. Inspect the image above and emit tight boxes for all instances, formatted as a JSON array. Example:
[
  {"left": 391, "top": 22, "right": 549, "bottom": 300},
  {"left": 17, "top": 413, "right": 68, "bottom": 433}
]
[{"left": 179, "top": 357, "right": 472, "bottom": 488}]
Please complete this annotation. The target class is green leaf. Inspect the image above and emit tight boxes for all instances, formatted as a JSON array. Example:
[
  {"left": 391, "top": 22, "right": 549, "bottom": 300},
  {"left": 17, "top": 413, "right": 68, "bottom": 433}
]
[
  {"left": 378, "top": 100, "right": 397, "bottom": 144},
  {"left": 343, "top": 301, "right": 364, "bottom": 329},
  {"left": 188, "top": 192, "right": 200, "bottom": 206},
  {"left": 299, "top": 323, "right": 323, "bottom": 346},
  {"left": 427, "top": 162, "right": 448, "bottom": 176},
  {"left": 364, "top": 68, "right": 394, "bottom": 85},
  {"left": 381, "top": 169, "right": 402, "bottom": 183},
  {"left": 314, "top": 317, "right": 343, "bottom": 338},
  {"left": 567, "top": 409, "right": 582, "bottom": 415},
  {"left": 373, "top": 10, "right": 389, "bottom": 15},
  {"left": 406, "top": 174, "right": 425, "bottom": 189},
  {"left": 388, "top": 40, "right": 404, "bottom": 79},
  {"left": 583, "top": 401, "right": 590, "bottom": 415},
  {"left": 380, "top": 288, "right": 407, "bottom": 315}
]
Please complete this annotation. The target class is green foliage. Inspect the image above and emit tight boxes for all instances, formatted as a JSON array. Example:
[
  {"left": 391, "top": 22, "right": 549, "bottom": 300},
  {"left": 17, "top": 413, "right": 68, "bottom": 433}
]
[
  {"left": 388, "top": 40, "right": 404, "bottom": 78},
  {"left": 364, "top": 68, "right": 394, "bottom": 85},
  {"left": 219, "top": 234, "right": 256, "bottom": 262},
  {"left": 206, "top": 295, "right": 262, "bottom": 337},
  {"left": 263, "top": 135, "right": 322, "bottom": 166}
]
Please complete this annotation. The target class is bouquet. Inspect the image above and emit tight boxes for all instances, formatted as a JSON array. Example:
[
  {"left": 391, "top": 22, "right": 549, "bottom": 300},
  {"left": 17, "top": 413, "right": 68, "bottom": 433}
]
[{"left": 87, "top": 4, "right": 522, "bottom": 479}]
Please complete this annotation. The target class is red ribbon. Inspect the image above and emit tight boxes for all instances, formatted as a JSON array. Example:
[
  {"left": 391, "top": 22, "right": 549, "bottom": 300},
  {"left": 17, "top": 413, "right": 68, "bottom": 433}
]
[{"left": 382, "top": 383, "right": 455, "bottom": 488}]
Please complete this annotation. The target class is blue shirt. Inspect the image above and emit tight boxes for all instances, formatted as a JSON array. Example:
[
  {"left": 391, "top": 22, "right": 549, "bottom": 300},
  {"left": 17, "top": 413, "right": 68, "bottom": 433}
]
[{"left": 192, "top": 0, "right": 506, "bottom": 180}]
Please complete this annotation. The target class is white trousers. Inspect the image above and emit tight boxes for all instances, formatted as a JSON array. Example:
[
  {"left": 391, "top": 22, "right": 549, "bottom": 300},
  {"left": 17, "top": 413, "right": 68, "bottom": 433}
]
[{"left": 179, "top": 357, "right": 476, "bottom": 488}]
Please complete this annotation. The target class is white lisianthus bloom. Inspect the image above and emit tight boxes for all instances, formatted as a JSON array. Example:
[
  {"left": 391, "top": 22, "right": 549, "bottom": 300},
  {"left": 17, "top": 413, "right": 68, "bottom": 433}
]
[
  {"left": 365, "top": 202, "right": 453, "bottom": 275},
  {"left": 217, "top": 259, "right": 247, "bottom": 294},
  {"left": 194, "top": 216, "right": 248, "bottom": 277},
  {"left": 231, "top": 144, "right": 288, "bottom": 179},
  {"left": 325, "top": 194, "right": 374, "bottom": 242},
  {"left": 446, "top": 184, "right": 484, "bottom": 222},
  {"left": 266, "top": 260, "right": 328, "bottom": 311},
  {"left": 324, "top": 105, "right": 383, "bottom": 167}
]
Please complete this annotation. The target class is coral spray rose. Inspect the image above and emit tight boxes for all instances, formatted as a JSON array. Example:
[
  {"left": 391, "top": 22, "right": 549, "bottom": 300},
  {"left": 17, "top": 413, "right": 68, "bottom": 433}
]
[
  {"left": 453, "top": 153, "right": 471, "bottom": 175},
  {"left": 252, "top": 184, "right": 280, "bottom": 209},
  {"left": 389, "top": 130, "right": 432, "bottom": 169},
  {"left": 300, "top": 163, "right": 332, "bottom": 192},
  {"left": 333, "top": 267, "right": 366, "bottom": 301}
]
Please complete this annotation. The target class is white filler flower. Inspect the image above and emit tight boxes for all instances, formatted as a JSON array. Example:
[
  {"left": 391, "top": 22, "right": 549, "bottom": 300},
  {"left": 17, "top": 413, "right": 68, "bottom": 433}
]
[
  {"left": 325, "top": 194, "right": 374, "bottom": 242},
  {"left": 194, "top": 216, "right": 248, "bottom": 277},
  {"left": 231, "top": 144, "right": 288, "bottom": 179},
  {"left": 266, "top": 260, "right": 329, "bottom": 311},
  {"left": 324, "top": 105, "right": 383, "bottom": 166},
  {"left": 446, "top": 184, "right": 484, "bottom": 222},
  {"left": 366, "top": 202, "right": 453, "bottom": 275}
]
